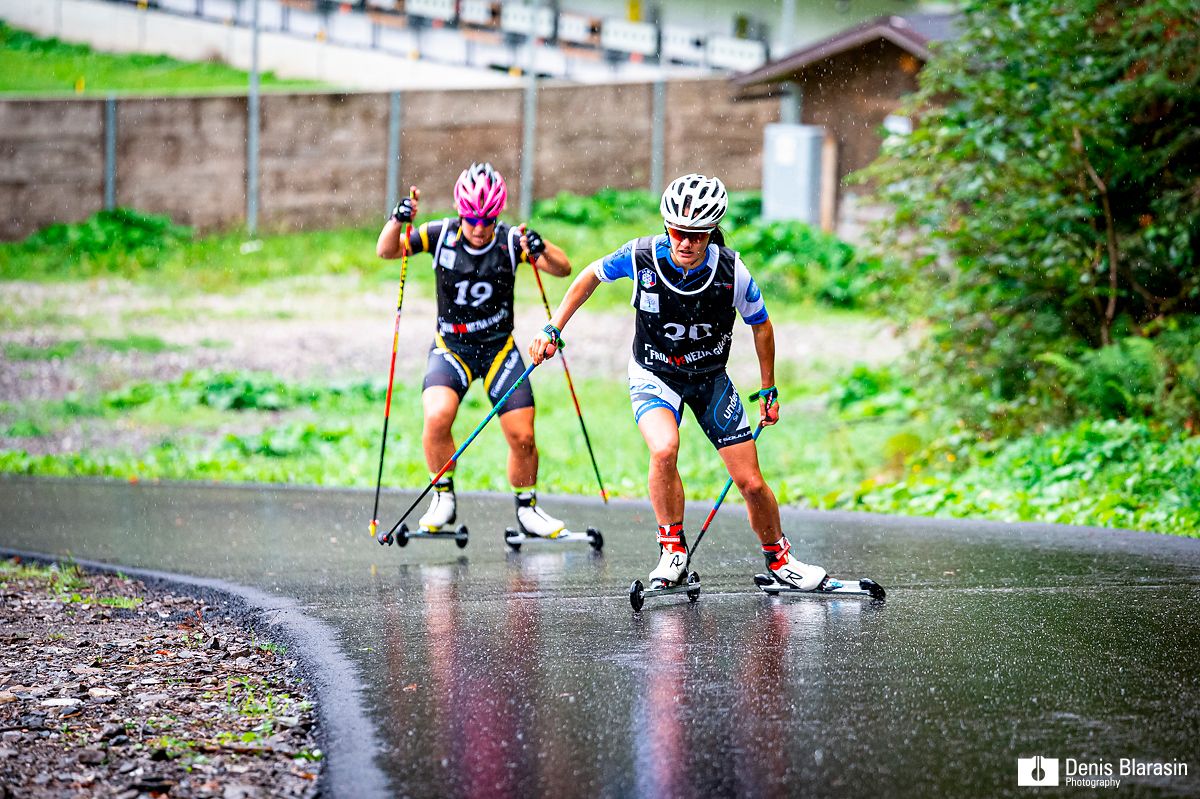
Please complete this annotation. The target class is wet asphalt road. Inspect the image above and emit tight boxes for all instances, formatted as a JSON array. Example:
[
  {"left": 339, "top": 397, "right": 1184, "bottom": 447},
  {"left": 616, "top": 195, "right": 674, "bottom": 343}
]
[{"left": 1, "top": 477, "right": 1198, "bottom": 798}]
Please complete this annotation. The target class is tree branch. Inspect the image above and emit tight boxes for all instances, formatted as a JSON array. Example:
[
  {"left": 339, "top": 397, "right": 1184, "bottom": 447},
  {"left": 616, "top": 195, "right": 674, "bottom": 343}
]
[{"left": 1074, "top": 127, "right": 1120, "bottom": 347}]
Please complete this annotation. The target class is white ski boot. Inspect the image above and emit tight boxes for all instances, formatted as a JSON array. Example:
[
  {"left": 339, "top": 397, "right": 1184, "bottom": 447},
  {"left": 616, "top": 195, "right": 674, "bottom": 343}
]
[
  {"left": 514, "top": 491, "right": 566, "bottom": 538},
  {"left": 418, "top": 477, "right": 456, "bottom": 532},
  {"left": 648, "top": 523, "right": 689, "bottom": 589},
  {"left": 763, "top": 536, "right": 826, "bottom": 591}
]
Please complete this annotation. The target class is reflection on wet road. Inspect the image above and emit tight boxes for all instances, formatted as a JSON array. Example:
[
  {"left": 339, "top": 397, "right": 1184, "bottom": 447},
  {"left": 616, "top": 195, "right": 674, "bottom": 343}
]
[{"left": 2, "top": 478, "right": 1198, "bottom": 797}]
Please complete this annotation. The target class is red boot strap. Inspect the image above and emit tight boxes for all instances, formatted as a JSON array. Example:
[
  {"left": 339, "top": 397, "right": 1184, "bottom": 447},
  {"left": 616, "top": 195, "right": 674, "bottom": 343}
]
[
  {"left": 657, "top": 522, "right": 686, "bottom": 551},
  {"left": 763, "top": 537, "right": 790, "bottom": 569}
]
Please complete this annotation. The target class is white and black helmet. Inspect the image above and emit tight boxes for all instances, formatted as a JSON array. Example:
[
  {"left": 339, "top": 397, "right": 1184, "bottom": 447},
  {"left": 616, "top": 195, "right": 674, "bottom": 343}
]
[{"left": 660, "top": 173, "right": 728, "bottom": 232}]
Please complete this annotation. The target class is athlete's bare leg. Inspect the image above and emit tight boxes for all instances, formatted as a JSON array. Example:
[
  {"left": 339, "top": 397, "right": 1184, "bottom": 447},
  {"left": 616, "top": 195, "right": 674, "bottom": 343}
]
[
  {"left": 636, "top": 408, "right": 685, "bottom": 525},
  {"left": 421, "top": 386, "right": 460, "bottom": 473},
  {"left": 717, "top": 439, "right": 782, "bottom": 544},
  {"left": 498, "top": 406, "right": 538, "bottom": 488}
]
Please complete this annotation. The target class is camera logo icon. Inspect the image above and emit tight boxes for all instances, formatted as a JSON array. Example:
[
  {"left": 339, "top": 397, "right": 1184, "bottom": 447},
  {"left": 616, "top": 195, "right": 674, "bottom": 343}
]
[{"left": 1017, "top": 756, "right": 1060, "bottom": 787}]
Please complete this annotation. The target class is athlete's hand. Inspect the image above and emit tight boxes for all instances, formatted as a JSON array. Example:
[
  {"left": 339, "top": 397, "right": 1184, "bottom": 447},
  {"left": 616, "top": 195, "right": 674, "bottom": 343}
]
[
  {"left": 521, "top": 227, "right": 546, "bottom": 259},
  {"left": 529, "top": 324, "right": 562, "bottom": 364},
  {"left": 390, "top": 186, "right": 420, "bottom": 224},
  {"left": 761, "top": 398, "right": 780, "bottom": 426}
]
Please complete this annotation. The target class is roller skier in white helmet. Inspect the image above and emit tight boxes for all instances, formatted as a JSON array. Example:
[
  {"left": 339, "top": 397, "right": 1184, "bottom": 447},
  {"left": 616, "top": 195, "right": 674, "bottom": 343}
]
[{"left": 528, "top": 173, "right": 828, "bottom": 591}]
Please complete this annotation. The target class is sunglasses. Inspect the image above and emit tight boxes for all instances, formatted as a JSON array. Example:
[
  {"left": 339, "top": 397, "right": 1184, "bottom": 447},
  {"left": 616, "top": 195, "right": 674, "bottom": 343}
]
[
  {"left": 666, "top": 226, "right": 711, "bottom": 242},
  {"left": 462, "top": 215, "right": 498, "bottom": 227}
]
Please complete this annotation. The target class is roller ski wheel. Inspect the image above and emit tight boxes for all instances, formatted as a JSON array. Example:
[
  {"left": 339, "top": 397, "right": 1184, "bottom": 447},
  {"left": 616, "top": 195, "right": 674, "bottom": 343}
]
[
  {"left": 629, "top": 571, "right": 701, "bottom": 610},
  {"left": 503, "top": 525, "right": 604, "bottom": 552},
  {"left": 385, "top": 522, "right": 468, "bottom": 549},
  {"left": 374, "top": 522, "right": 410, "bottom": 547},
  {"left": 753, "top": 573, "right": 886, "bottom": 600},
  {"left": 629, "top": 579, "right": 645, "bottom": 611}
]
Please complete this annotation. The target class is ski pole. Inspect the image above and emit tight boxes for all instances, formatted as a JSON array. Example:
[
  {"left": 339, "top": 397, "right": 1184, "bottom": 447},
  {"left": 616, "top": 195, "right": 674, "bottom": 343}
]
[
  {"left": 521, "top": 225, "right": 609, "bottom": 503},
  {"left": 381, "top": 359, "right": 544, "bottom": 541},
  {"left": 687, "top": 390, "right": 776, "bottom": 564},
  {"left": 369, "top": 188, "right": 416, "bottom": 539}
]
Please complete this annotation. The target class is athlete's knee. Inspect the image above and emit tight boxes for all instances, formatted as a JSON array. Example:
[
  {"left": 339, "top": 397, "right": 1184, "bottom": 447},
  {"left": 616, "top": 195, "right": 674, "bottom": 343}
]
[
  {"left": 506, "top": 427, "right": 536, "bottom": 454},
  {"left": 735, "top": 473, "right": 770, "bottom": 502},
  {"left": 648, "top": 439, "right": 679, "bottom": 471},
  {"left": 423, "top": 406, "right": 456, "bottom": 436}
]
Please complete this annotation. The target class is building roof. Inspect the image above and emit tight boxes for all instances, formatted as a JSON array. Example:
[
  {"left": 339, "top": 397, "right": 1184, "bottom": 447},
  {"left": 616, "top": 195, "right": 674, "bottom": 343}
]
[{"left": 733, "top": 13, "right": 961, "bottom": 87}]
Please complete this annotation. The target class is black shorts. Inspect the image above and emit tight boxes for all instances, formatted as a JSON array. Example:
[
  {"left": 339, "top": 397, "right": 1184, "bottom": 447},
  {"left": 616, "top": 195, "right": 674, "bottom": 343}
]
[
  {"left": 423, "top": 334, "right": 534, "bottom": 414},
  {"left": 627, "top": 360, "right": 752, "bottom": 449}
]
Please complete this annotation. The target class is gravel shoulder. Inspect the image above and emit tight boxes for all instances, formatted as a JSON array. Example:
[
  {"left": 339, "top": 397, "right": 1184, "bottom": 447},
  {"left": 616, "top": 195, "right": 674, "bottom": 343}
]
[{"left": 0, "top": 556, "right": 323, "bottom": 799}]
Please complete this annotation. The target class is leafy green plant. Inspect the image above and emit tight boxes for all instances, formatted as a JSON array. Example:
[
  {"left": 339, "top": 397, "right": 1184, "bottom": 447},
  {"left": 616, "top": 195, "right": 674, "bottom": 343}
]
[
  {"left": 96, "top": 595, "right": 143, "bottom": 609},
  {"left": 727, "top": 220, "right": 883, "bottom": 308},
  {"left": 834, "top": 418, "right": 1200, "bottom": 535},
  {"left": 23, "top": 208, "right": 192, "bottom": 254}
]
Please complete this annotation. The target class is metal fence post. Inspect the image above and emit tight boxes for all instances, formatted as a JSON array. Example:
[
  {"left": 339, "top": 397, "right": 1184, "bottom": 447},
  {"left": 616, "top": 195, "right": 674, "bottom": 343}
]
[
  {"left": 385, "top": 91, "right": 402, "bottom": 212},
  {"left": 780, "top": 81, "right": 802, "bottom": 125},
  {"left": 246, "top": 0, "right": 261, "bottom": 236},
  {"left": 104, "top": 96, "right": 117, "bottom": 210},
  {"left": 519, "top": 75, "right": 537, "bottom": 221},
  {"left": 650, "top": 79, "right": 665, "bottom": 196}
]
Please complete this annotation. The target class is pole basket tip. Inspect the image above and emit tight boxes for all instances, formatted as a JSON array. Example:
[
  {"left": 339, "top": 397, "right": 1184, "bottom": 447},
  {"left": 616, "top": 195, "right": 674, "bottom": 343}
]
[{"left": 369, "top": 520, "right": 378, "bottom": 537}]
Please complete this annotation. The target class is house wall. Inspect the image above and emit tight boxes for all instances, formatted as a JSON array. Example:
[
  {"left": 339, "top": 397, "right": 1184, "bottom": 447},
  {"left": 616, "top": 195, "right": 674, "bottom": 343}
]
[{"left": 797, "top": 39, "right": 923, "bottom": 185}]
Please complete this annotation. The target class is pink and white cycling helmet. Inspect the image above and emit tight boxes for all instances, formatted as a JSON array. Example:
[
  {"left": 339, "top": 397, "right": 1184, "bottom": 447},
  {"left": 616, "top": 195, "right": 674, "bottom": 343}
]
[{"left": 454, "top": 162, "right": 507, "bottom": 219}]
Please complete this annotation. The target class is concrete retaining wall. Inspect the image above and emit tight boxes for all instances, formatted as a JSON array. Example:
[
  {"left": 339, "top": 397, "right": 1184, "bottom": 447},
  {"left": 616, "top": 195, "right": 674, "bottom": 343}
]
[{"left": 0, "top": 79, "right": 778, "bottom": 239}]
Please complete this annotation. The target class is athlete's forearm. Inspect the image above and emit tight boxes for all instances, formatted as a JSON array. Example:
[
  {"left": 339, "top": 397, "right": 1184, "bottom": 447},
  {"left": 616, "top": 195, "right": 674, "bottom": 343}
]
[
  {"left": 536, "top": 241, "right": 571, "bottom": 277},
  {"left": 375, "top": 218, "right": 406, "bottom": 259},
  {"left": 752, "top": 319, "right": 776, "bottom": 389},
  {"left": 550, "top": 270, "right": 601, "bottom": 331}
]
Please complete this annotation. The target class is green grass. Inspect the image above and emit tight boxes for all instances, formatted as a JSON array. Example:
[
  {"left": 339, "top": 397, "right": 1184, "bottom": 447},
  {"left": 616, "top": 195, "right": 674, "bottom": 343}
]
[
  {"left": 0, "top": 21, "right": 326, "bottom": 96},
  {"left": 4, "top": 334, "right": 179, "bottom": 361},
  {"left": 0, "top": 369, "right": 908, "bottom": 510}
]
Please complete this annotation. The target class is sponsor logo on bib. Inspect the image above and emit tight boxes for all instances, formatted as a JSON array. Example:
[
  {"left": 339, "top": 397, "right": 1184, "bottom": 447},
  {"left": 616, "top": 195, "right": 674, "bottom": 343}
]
[
  {"left": 639, "top": 292, "right": 660, "bottom": 313},
  {"left": 639, "top": 268, "right": 656, "bottom": 289}
]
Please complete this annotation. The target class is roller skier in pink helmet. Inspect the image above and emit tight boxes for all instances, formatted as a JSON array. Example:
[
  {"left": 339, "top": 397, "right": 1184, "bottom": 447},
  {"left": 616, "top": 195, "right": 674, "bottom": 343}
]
[{"left": 376, "top": 162, "right": 574, "bottom": 539}]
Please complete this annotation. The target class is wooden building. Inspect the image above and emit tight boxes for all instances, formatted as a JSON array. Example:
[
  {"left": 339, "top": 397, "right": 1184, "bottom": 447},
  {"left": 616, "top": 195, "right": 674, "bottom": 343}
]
[{"left": 733, "top": 13, "right": 959, "bottom": 232}]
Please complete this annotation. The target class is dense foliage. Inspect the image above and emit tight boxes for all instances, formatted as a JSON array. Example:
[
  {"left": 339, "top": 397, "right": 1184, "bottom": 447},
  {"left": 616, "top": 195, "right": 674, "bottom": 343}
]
[
  {"left": 534, "top": 190, "right": 882, "bottom": 308},
  {"left": 857, "top": 0, "right": 1199, "bottom": 433}
]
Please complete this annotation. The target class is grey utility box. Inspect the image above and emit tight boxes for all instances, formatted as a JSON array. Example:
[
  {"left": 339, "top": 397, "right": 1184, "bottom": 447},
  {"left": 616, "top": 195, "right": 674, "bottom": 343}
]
[{"left": 762, "top": 123, "right": 824, "bottom": 224}]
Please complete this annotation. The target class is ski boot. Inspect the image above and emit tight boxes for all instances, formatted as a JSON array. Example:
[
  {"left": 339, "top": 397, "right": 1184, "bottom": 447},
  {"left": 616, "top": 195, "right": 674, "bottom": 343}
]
[
  {"left": 504, "top": 491, "right": 603, "bottom": 552},
  {"left": 418, "top": 477, "right": 457, "bottom": 533},
  {"left": 388, "top": 477, "right": 468, "bottom": 549},
  {"left": 628, "top": 523, "right": 700, "bottom": 611},
  {"left": 753, "top": 536, "right": 885, "bottom": 600},
  {"left": 763, "top": 536, "right": 826, "bottom": 591}
]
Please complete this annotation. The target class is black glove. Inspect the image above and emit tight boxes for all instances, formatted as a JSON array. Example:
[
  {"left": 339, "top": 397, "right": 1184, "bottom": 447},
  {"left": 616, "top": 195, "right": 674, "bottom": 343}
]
[
  {"left": 391, "top": 197, "right": 416, "bottom": 224},
  {"left": 524, "top": 227, "right": 546, "bottom": 258}
]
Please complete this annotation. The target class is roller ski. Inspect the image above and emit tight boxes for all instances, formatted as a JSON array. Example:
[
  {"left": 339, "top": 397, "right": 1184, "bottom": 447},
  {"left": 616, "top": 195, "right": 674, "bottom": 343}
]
[
  {"left": 754, "top": 573, "right": 885, "bottom": 599},
  {"left": 376, "top": 478, "right": 469, "bottom": 549},
  {"left": 628, "top": 523, "right": 701, "bottom": 611},
  {"left": 503, "top": 490, "right": 602, "bottom": 551},
  {"left": 752, "top": 536, "right": 884, "bottom": 599}
]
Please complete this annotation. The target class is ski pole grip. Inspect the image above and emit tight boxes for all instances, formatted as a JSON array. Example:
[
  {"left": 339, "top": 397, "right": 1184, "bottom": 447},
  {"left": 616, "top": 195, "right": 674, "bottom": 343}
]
[
  {"left": 542, "top": 323, "right": 565, "bottom": 351},
  {"left": 749, "top": 385, "right": 778, "bottom": 408}
]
